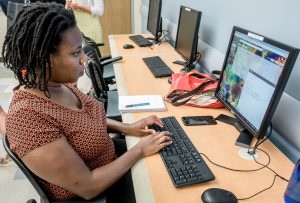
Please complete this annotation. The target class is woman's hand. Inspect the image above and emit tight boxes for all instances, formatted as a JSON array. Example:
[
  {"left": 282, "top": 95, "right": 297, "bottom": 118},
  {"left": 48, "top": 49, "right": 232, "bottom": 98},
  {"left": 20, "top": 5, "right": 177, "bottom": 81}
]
[
  {"left": 124, "top": 115, "right": 164, "bottom": 136},
  {"left": 69, "top": 2, "right": 81, "bottom": 10},
  {"left": 67, "top": 2, "right": 91, "bottom": 14},
  {"left": 66, "top": 0, "right": 72, "bottom": 9},
  {"left": 135, "top": 131, "right": 172, "bottom": 157}
]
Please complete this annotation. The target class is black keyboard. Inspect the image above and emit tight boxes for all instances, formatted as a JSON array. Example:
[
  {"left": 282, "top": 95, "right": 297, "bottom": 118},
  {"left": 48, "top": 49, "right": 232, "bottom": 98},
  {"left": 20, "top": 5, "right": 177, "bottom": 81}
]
[
  {"left": 142, "top": 56, "right": 174, "bottom": 78},
  {"left": 129, "top": 35, "right": 152, "bottom": 47},
  {"left": 149, "top": 116, "right": 215, "bottom": 187}
]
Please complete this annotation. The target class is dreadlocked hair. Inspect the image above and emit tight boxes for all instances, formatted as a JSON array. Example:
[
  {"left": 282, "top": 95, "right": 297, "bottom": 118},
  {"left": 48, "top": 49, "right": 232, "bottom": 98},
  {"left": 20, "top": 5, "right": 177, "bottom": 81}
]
[{"left": 1, "top": 2, "right": 76, "bottom": 97}]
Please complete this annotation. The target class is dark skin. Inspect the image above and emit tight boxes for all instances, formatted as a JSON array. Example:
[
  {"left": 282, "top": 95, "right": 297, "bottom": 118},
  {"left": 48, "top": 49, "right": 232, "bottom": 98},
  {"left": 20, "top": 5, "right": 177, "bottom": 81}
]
[{"left": 21, "top": 26, "right": 172, "bottom": 200}]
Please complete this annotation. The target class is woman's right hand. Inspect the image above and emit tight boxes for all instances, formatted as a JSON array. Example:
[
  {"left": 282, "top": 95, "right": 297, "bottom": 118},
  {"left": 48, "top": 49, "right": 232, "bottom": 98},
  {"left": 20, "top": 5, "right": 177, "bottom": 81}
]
[
  {"left": 135, "top": 131, "right": 172, "bottom": 157},
  {"left": 66, "top": 0, "right": 72, "bottom": 9}
]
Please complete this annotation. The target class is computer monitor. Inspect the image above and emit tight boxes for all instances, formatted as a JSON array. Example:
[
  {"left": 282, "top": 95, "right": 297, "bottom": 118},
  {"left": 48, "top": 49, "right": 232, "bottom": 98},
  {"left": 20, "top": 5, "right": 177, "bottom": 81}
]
[
  {"left": 147, "top": 0, "right": 162, "bottom": 43},
  {"left": 175, "top": 6, "right": 202, "bottom": 73},
  {"left": 216, "top": 26, "right": 299, "bottom": 147}
]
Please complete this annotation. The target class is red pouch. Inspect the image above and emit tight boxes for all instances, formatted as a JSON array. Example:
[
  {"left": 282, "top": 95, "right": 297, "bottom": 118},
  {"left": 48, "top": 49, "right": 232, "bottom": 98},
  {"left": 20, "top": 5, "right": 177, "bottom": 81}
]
[{"left": 165, "top": 71, "right": 224, "bottom": 108}]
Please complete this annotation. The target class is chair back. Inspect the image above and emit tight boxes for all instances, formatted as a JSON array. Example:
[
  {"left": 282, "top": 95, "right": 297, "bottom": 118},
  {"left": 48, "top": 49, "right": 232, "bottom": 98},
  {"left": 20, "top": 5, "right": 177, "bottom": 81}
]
[
  {"left": 83, "top": 44, "right": 105, "bottom": 74},
  {"left": 85, "top": 58, "right": 108, "bottom": 111},
  {"left": 83, "top": 44, "right": 109, "bottom": 89},
  {"left": 2, "top": 134, "right": 52, "bottom": 203},
  {"left": 83, "top": 35, "right": 103, "bottom": 59}
]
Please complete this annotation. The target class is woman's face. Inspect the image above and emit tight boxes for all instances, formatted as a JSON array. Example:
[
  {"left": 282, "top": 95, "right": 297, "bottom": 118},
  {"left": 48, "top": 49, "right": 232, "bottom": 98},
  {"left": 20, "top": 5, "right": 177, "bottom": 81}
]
[{"left": 49, "top": 26, "right": 86, "bottom": 83}]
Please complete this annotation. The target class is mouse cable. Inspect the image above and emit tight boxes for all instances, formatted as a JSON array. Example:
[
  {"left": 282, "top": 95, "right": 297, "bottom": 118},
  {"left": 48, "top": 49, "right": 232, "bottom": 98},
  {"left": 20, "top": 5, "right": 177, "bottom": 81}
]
[
  {"left": 237, "top": 174, "right": 279, "bottom": 201},
  {"left": 199, "top": 148, "right": 271, "bottom": 172},
  {"left": 251, "top": 148, "right": 289, "bottom": 182},
  {"left": 237, "top": 150, "right": 288, "bottom": 201},
  {"left": 200, "top": 149, "right": 288, "bottom": 201}
]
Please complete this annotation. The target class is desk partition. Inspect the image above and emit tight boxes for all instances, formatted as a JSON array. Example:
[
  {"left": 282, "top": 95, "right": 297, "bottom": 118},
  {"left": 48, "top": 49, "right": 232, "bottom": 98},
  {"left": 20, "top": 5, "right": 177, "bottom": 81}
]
[{"left": 109, "top": 34, "right": 293, "bottom": 203}]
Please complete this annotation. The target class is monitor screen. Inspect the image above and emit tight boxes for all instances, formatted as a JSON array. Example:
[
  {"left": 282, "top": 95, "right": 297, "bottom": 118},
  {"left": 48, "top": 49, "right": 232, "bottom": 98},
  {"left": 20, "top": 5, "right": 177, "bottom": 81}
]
[
  {"left": 147, "top": 0, "right": 162, "bottom": 41},
  {"left": 216, "top": 26, "right": 299, "bottom": 140},
  {"left": 175, "top": 6, "right": 201, "bottom": 65}
]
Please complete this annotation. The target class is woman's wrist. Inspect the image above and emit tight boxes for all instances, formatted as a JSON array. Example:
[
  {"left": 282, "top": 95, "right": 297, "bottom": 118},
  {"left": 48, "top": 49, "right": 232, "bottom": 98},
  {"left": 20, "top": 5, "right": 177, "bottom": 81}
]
[
  {"left": 131, "top": 144, "right": 144, "bottom": 159},
  {"left": 120, "top": 122, "right": 130, "bottom": 135}
]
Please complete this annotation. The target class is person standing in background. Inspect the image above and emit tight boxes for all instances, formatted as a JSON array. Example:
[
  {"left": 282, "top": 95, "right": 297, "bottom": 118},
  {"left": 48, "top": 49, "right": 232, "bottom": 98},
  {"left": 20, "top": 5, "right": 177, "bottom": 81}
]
[
  {"left": 0, "top": 106, "right": 6, "bottom": 136},
  {"left": 0, "top": 105, "right": 10, "bottom": 165},
  {"left": 66, "top": 0, "right": 104, "bottom": 44}
]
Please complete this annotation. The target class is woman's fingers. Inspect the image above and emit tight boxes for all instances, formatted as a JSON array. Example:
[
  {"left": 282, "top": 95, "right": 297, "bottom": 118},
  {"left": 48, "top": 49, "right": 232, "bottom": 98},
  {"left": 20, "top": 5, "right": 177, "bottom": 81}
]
[
  {"left": 143, "top": 115, "right": 163, "bottom": 127},
  {"left": 154, "top": 131, "right": 172, "bottom": 144},
  {"left": 141, "top": 129, "right": 156, "bottom": 135}
]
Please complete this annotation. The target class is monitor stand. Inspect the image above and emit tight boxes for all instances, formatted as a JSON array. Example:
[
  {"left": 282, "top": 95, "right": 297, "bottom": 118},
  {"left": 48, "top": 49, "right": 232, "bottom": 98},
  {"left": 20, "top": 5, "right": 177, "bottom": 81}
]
[
  {"left": 216, "top": 114, "right": 253, "bottom": 148},
  {"left": 173, "top": 60, "right": 186, "bottom": 66},
  {"left": 147, "top": 17, "right": 163, "bottom": 44},
  {"left": 234, "top": 122, "right": 253, "bottom": 148},
  {"left": 147, "top": 34, "right": 162, "bottom": 44},
  {"left": 180, "top": 63, "right": 195, "bottom": 73}
]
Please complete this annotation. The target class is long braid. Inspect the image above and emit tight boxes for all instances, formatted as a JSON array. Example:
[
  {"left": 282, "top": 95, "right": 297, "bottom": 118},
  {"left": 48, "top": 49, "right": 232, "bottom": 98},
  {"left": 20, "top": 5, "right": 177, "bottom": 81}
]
[{"left": 1, "top": 2, "right": 76, "bottom": 97}]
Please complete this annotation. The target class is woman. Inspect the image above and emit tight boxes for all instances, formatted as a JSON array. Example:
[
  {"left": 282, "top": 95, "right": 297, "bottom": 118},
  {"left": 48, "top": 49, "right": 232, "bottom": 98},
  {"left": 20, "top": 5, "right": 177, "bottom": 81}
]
[
  {"left": 66, "top": 0, "right": 104, "bottom": 44},
  {"left": 2, "top": 3, "right": 172, "bottom": 202}
]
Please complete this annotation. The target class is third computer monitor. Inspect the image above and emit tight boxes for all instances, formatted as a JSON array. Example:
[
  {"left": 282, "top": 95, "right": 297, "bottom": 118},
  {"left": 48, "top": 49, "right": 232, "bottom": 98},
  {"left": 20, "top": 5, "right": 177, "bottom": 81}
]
[
  {"left": 175, "top": 6, "right": 202, "bottom": 72},
  {"left": 216, "top": 26, "right": 299, "bottom": 146},
  {"left": 147, "top": 0, "right": 162, "bottom": 43}
]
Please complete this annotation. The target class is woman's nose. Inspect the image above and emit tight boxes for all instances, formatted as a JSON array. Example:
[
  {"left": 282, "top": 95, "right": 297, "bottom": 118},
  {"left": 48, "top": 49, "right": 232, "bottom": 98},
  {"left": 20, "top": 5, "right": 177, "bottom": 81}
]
[{"left": 80, "top": 52, "right": 88, "bottom": 64}]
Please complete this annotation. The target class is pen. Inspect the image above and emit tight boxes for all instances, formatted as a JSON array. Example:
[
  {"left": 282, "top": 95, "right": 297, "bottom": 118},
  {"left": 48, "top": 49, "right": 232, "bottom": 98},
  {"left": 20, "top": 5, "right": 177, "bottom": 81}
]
[{"left": 125, "top": 102, "right": 150, "bottom": 108}]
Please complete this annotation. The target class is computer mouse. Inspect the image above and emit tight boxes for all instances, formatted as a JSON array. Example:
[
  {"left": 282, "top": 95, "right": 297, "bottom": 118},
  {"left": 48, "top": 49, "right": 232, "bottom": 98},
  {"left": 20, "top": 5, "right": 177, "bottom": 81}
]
[
  {"left": 123, "top": 44, "right": 134, "bottom": 49},
  {"left": 201, "top": 188, "right": 238, "bottom": 203}
]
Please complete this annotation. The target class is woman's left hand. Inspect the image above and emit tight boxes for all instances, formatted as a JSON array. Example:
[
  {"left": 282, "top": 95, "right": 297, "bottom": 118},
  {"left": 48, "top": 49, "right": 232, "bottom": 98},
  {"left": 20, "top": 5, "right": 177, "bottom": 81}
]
[
  {"left": 70, "top": 2, "right": 81, "bottom": 10},
  {"left": 125, "top": 115, "right": 164, "bottom": 136}
]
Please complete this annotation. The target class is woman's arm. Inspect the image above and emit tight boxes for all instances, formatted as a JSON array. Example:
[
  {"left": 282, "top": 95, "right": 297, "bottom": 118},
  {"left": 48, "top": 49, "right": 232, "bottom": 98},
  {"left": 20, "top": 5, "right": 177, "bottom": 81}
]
[
  {"left": 106, "top": 115, "right": 164, "bottom": 136},
  {"left": 69, "top": 0, "right": 104, "bottom": 16},
  {"left": 90, "top": 0, "right": 104, "bottom": 16},
  {"left": 22, "top": 132, "right": 171, "bottom": 200}
]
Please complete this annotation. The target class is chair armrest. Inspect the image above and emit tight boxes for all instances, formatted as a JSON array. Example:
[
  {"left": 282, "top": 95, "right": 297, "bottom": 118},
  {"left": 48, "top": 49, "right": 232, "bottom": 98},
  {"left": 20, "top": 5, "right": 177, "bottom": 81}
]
[
  {"left": 26, "top": 199, "right": 37, "bottom": 203},
  {"left": 101, "top": 56, "right": 123, "bottom": 67},
  {"left": 96, "top": 43, "right": 105, "bottom": 47},
  {"left": 100, "top": 55, "right": 112, "bottom": 61}
]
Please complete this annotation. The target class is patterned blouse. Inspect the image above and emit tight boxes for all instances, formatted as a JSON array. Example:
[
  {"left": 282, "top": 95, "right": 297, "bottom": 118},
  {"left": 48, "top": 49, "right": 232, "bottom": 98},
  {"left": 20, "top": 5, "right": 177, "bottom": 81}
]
[{"left": 6, "top": 84, "right": 116, "bottom": 200}]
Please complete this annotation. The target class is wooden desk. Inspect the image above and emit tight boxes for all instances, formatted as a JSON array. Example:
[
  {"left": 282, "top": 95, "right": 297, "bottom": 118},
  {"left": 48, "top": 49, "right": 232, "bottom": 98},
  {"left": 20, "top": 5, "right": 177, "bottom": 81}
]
[{"left": 109, "top": 34, "right": 294, "bottom": 203}]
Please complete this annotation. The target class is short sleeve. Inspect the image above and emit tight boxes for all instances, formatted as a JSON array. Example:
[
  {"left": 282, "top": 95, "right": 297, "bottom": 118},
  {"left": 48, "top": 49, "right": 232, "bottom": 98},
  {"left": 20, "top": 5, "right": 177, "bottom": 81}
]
[
  {"left": 90, "top": 0, "right": 104, "bottom": 16},
  {"left": 6, "top": 107, "right": 62, "bottom": 158}
]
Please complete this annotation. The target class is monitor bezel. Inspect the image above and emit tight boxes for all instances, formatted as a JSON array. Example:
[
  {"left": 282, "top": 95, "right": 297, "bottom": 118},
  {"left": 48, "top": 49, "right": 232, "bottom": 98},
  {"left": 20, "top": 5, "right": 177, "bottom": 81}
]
[
  {"left": 146, "top": 0, "right": 162, "bottom": 42},
  {"left": 174, "top": 6, "right": 202, "bottom": 64},
  {"left": 215, "top": 26, "right": 299, "bottom": 140}
]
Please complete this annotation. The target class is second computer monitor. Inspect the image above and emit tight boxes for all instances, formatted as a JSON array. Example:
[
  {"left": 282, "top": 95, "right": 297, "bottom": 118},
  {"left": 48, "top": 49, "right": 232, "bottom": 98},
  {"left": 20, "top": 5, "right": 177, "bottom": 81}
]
[
  {"left": 147, "top": 0, "right": 162, "bottom": 43},
  {"left": 175, "top": 6, "right": 202, "bottom": 71}
]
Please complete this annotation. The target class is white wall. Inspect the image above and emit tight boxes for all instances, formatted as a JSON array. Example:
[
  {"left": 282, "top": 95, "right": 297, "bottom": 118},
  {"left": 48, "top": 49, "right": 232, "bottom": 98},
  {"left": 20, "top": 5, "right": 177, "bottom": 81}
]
[{"left": 131, "top": 0, "right": 142, "bottom": 34}]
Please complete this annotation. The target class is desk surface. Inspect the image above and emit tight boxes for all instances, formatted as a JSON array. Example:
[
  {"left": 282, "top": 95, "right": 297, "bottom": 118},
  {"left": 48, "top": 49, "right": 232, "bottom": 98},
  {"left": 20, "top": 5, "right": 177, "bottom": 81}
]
[{"left": 109, "top": 34, "right": 293, "bottom": 203}]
